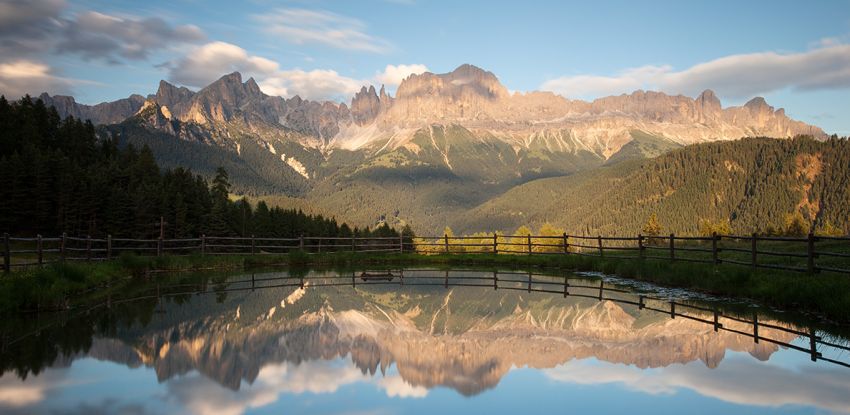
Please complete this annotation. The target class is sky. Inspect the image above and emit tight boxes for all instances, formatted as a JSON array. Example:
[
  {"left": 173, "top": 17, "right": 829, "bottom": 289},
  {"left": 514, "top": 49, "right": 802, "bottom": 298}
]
[{"left": 1, "top": 0, "right": 849, "bottom": 134}]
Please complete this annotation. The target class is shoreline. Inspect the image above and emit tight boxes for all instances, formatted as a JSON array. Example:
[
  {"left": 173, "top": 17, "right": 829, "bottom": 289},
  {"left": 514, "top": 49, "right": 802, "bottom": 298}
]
[{"left": 2, "top": 251, "right": 849, "bottom": 324}]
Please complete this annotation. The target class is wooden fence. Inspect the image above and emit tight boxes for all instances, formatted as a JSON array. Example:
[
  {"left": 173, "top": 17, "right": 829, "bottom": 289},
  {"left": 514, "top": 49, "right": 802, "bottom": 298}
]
[{"left": 3, "top": 232, "right": 850, "bottom": 276}]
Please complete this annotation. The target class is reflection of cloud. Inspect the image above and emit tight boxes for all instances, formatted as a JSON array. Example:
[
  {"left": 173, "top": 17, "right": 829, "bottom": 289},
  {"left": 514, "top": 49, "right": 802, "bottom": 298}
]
[
  {"left": 376, "top": 375, "right": 428, "bottom": 398},
  {"left": 49, "top": 400, "right": 150, "bottom": 415},
  {"left": 166, "top": 360, "right": 369, "bottom": 415},
  {"left": 0, "top": 368, "right": 69, "bottom": 408},
  {"left": 165, "top": 358, "right": 430, "bottom": 415},
  {"left": 545, "top": 357, "right": 850, "bottom": 414}
]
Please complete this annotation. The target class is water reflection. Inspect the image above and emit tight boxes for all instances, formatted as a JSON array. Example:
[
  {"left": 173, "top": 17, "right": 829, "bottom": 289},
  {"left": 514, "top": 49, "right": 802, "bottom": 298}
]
[{"left": 1, "top": 269, "right": 848, "bottom": 414}]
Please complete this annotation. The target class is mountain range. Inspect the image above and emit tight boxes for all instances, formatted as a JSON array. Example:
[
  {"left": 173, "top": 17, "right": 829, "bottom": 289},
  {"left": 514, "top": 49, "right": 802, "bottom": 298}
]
[{"left": 33, "top": 64, "right": 834, "bottom": 234}]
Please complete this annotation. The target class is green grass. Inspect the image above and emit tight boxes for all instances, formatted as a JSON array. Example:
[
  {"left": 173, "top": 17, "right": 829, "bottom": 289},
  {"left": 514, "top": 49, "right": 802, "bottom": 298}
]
[{"left": 2, "top": 250, "right": 850, "bottom": 324}]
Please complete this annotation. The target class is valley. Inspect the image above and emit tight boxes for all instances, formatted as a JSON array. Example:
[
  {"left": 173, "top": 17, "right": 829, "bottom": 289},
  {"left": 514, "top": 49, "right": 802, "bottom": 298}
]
[{"left": 33, "top": 64, "right": 840, "bottom": 235}]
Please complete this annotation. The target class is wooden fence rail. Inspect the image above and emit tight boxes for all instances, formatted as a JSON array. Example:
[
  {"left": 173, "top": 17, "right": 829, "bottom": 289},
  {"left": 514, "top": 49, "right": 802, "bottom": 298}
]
[{"left": 3, "top": 231, "right": 850, "bottom": 276}]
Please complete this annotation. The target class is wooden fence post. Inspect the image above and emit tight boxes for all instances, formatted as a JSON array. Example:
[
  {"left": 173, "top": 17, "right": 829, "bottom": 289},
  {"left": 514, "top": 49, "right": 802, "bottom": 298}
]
[
  {"left": 712, "top": 232, "right": 719, "bottom": 264},
  {"left": 563, "top": 233, "right": 569, "bottom": 254},
  {"left": 351, "top": 235, "right": 356, "bottom": 252},
  {"left": 299, "top": 235, "right": 304, "bottom": 251},
  {"left": 597, "top": 235, "right": 604, "bottom": 257},
  {"left": 251, "top": 235, "right": 256, "bottom": 255},
  {"left": 669, "top": 233, "right": 675, "bottom": 261},
  {"left": 60, "top": 232, "right": 66, "bottom": 263},
  {"left": 200, "top": 234, "right": 206, "bottom": 256},
  {"left": 751, "top": 232, "right": 757, "bottom": 269},
  {"left": 444, "top": 234, "right": 449, "bottom": 254},
  {"left": 637, "top": 234, "right": 644, "bottom": 259},
  {"left": 753, "top": 313, "right": 760, "bottom": 344},
  {"left": 106, "top": 235, "right": 112, "bottom": 260},
  {"left": 3, "top": 233, "right": 9, "bottom": 273},
  {"left": 810, "top": 328, "right": 818, "bottom": 362},
  {"left": 37, "top": 234, "right": 43, "bottom": 266},
  {"left": 86, "top": 235, "right": 92, "bottom": 262},
  {"left": 527, "top": 234, "right": 532, "bottom": 255},
  {"left": 807, "top": 232, "right": 816, "bottom": 274},
  {"left": 157, "top": 236, "right": 162, "bottom": 257},
  {"left": 493, "top": 234, "right": 498, "bottom": 254},
  {"left": 399, "top": 234, "right": 403, "bottom": 253}
]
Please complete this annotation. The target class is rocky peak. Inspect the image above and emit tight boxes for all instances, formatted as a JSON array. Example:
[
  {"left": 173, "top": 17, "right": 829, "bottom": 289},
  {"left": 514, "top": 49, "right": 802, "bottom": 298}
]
[
  {"left": 350, "top": 85, "right": 381, "bottom": 126},
  {"left": 38, "top": 92, "right": 144, "bottom": 125},
  {"left": 244, "top": 77, "right": 263, "bottom": 98},
  {"left": 744, "top": 97, "right": 771, "bottom": 113},
  {"left": 154, "top": 80, "right": 194, "bottom": 110},
  {"left": 696, "top": 89, "right": 721, "bottom": 111}
]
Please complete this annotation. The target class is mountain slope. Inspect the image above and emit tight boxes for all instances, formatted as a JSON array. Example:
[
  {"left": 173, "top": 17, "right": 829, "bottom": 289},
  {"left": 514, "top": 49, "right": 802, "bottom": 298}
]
[
  {"left": 28, "top": 64, "right": 831, "bottom": 233},
  {"left": 453, "top": 136, "right": 850, "bottom": 235}
]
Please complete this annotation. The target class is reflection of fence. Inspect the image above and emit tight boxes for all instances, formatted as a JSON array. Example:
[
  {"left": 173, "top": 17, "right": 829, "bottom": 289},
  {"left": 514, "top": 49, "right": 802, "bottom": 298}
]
[
  {"left": 9, "top": 269, "right": 845, "bottom": 369},
  {"left": 3, "top": 232, "right": 850, "bottom": 275}
]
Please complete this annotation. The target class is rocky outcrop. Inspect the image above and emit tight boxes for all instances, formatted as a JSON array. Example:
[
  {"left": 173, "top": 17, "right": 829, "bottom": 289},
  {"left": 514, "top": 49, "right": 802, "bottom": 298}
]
[
  {"left": 36, "top": 64, "right": 826, "bottom": 167},
  {"left": 350, "top": 85, "right": 382, "bottom": 126},
  {"left": 39, "top": 92, "right": 146, "bottom": 125}
]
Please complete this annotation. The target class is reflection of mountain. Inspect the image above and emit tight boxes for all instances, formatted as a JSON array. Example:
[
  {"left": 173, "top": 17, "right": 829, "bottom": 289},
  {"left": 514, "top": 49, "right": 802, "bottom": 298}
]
[{"left": 75, "top": 278, "right": 797, "bottom": 396}]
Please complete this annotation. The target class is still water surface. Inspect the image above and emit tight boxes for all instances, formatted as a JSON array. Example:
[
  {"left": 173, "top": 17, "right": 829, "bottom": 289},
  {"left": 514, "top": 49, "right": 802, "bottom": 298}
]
[{"left": 1, "top": 268, "right": 849, "bottom": 414}]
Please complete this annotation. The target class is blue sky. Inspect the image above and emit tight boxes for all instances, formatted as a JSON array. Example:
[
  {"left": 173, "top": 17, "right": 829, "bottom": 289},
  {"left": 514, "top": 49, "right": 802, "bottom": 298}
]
[{"left": 1, "top": 0, "right": 849, "bottom": 134}]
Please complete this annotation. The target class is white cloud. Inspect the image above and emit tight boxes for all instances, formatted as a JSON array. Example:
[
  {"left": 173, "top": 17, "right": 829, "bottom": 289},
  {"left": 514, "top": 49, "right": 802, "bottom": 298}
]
[
  {"left": 375, "top": 64, "right": 429, "bottom": 87},
  {"left": 166, "top": 41, "right": 280, "bottom": 88},
  {"left": 260, "top": 69, "right": 364, "bottom": 101},
  {"left": 0, "top": 59, "right": 76, "bottom": 98},
  {"left": 166, "top": 41, "right": 366, "bottom": 101},
  {"left": 542, "top": 43, "right": 850, "bottom": 100},
  {"left": 256, "top": 8, "right": 391, "bottom": 53}
]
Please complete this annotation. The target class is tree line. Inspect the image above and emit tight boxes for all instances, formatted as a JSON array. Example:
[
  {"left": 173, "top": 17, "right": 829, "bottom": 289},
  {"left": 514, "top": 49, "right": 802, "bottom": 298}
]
[{"left": 0, "top": 96, "right": 409, "bottom": 240}]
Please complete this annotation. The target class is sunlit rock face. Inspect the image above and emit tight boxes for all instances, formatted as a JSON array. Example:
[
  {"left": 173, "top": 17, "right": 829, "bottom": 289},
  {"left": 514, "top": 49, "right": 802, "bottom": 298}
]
[
  {"left": 39, "top": 64, "right": 822, "bottom": 160},
  {"left": 74, "top": 283, "right": 797, "bottom": 396}
]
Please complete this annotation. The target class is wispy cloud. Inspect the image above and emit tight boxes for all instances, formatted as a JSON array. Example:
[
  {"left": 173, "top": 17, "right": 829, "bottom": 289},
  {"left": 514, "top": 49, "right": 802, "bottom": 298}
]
[
  {"left": 0, "top": 1, "right": 205, "bottom": 97},
  {"left": 542, "top": 43, "right": 850, "bottom": 100},
  {"left": 56, "top": 11, "right": 205, "bottom": 63},
  {"left": 255, "top": 8, "right": 392, "bottom": 53}
]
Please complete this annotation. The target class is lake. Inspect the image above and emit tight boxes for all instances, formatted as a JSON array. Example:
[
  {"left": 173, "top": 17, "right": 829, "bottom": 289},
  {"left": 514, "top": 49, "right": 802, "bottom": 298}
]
[{"left": 1, "top": 268, "right": 849, "bottom": 414}]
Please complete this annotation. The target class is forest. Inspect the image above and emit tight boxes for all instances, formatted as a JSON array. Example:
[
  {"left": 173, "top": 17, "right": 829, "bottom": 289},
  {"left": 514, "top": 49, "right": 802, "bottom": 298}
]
[
  {"left": 454, "top": 136, "right": 850, "bottom": 236},
  {"left": 0, "top": 96, "right": 406, "bottom": 240}
]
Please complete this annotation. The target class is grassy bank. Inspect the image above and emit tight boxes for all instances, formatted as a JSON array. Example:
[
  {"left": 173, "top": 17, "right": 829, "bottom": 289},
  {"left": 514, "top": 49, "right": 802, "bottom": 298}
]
[{"left": 2, "top": 251, "right": 849, "bottom": 323}]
